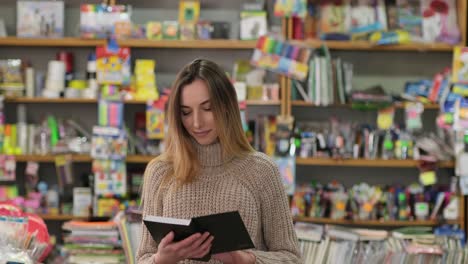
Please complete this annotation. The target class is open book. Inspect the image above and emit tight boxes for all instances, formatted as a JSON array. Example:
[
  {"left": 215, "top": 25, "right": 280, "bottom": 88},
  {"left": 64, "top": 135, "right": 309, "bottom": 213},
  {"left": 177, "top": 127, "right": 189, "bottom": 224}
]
[{"left": 143, "top": 211, "right": 254, "bottom": 262}]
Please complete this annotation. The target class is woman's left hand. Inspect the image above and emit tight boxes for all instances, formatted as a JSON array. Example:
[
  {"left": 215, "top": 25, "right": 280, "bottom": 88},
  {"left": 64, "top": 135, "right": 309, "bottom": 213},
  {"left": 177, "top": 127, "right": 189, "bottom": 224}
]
[{"left": 212, "top": 251, "right": 255, "bottom": 264}]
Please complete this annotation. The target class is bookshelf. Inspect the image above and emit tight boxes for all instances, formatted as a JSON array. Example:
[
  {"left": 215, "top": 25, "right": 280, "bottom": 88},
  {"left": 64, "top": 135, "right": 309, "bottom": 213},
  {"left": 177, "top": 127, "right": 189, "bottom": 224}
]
[
  {"left": 0, "top": 37, "right": 257, "bottom": 49},
  {"left": 291, "top": 39, "right": 456, "bottom": 52},
  {"left": 295, "top": 157, "right": 454, "bottom": 168},
  {"left": 5, "top": 97, "right": 146, "bottom": 104},
  {"left": 294, "top": 195, "right": 465, "bottom": 229},
  {"left": 0, "top": 37, "right": 104, "bottom": 47},
  {"left": 39, "top": 214, "right": 87, "bottom": 221},
  {"left": 285, "top": 0, "right": 468, "bottom": 234},
  {"left": 287, "top": 0, "right": 467, "bottom": 52},
  {"left": 291, "top": 100, "right": 440, "bottom": 110},
  {"left": 14, "top": 154, "right": 154, "bottom": 164},
  {"left": 4, "top": 97, "right": 279, "bottom": 106},
  {"left": 293, "top": 216, "right": 461, "bottom": 227}
]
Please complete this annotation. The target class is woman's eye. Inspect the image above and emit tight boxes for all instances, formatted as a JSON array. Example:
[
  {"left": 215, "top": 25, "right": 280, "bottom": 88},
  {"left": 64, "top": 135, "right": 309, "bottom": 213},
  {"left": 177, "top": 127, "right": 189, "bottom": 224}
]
[
  {"left": 182, "top": 111, "right": 191, "bottom": 116},
  {"left": 203, "top": 107, "right": 211, "bottom": 111}
]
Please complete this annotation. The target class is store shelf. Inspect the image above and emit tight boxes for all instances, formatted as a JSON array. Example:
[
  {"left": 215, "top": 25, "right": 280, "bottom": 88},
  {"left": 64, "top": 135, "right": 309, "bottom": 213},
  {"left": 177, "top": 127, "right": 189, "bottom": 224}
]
[
  {"left": 0, "top": 37, "right": 104, "bottom": 47},
  {"left": 5, "top": 97, "right": 147, "bottom": 104},
  {"left": 291, "top": 100, "right": 440, "bottom": 110},
  {"left": 118, "top": 39, "right": 257, "bottom": 49},
  {"left": 293, "top": 216, "right": 461, "bottom": 227},
  {"left": 291, "top": 101, "right": 350, "bottom": 107},
  {"left": 15, "top": 154, "right": 92, "bottom": 162},
  {"left": 0, "top": 37, "right": 257, "bottom": 49},
  {"left": 296, "top": 157, "right": 454, "bottom": 168},
  {"left": 39, "top": 214, "right": 88, "bottom": 221},
  {"left": 5, "top": 97, "right": 279, "bottom": 106},
  {"left": 293, "top": 39, "right": 456, "bottom": 52},
  {"left": 14, "top": 154, "right": 155, "bottom": 163},
  {"left": 126, "top": 155, "right": 155, "bottom": 163},
  {"left": 245, "top": 100, "right": 281, "bottom": 106},
  {"left": 393, "top": 102, "right": 440, "bottom": 110}
]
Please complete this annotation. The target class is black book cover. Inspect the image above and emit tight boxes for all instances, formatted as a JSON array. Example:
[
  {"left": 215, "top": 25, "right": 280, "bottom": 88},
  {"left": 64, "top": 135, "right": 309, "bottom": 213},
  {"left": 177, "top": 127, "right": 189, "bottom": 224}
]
[{"left": 143, "top": 211, "right": 254, "bottom": 262}]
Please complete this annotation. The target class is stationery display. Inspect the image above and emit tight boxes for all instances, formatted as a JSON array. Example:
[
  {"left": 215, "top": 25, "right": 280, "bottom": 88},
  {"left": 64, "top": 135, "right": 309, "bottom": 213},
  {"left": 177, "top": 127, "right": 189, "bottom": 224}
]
[
  {"left": 0, "top": 203, "right": 52, "bottom": 262},
  {"left": 291, "top": 180, "right": 459, "bottom": 222},
  {"left": 292, "top": 0, "right": 460, "bottom": 45},
  {"left": 146, "top": 96, "right": 168, "bottom": 140},
  {"left": 452, "top": 46, "right": 468, "bottom": 85},
  {"left": 0, "top": 155, "right": 16, "bottom": 181},
  {"left": 240, "top": 11, "right": 267, "bottom": 40},
  {"left": 133, "top": 59, "right": 158, "bottom": 101},
  {"left": 17, "top": 1, "right": 64, "bottom": 38},
  {"left": 72, "top": 187, "right": 92, "bottom": 217},
  {"left": 178, "top": 1, "right": 200, "bottom": 40},
  {"left": 251, "top": 36, "right": 312, "bottom": 81},
  {"left": 91, "top": 126, "right": 127, "bottom": 160},
  {"left": 0, "top": 60, "right": 25, "bottom": 96},
  {"left": 79, "top": 4, "right": 131, "bottom": 39},
  {"left": 92, "top": 159, "right": 126, "bottom": 197},
  {"left": 98, "top": 99, "right": 124, "bottom": 128},
  {"left": 96, "top": 45, "right": 131, "bottom": 86},
  {"left": 273, "top": 0, "right": 307, "bottom": 18},
  {"left": 293, "top": 117, "right": 453, "bottom": 162}
]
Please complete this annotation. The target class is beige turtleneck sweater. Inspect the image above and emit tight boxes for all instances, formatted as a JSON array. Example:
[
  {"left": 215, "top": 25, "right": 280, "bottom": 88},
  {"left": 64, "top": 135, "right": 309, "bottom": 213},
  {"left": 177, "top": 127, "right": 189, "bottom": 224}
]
[{"left": 136, "top": 141, "right": 301, "bottom": 264}]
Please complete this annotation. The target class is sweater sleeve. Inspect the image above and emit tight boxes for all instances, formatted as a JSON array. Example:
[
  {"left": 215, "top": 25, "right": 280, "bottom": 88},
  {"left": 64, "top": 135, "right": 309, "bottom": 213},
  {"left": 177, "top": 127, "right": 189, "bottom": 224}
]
[
  {"left": 136, "top": 159, "right": 170, "bottom": 264},
  {"left": 250, "top": 157, "right": 302, "bottom": 264}
]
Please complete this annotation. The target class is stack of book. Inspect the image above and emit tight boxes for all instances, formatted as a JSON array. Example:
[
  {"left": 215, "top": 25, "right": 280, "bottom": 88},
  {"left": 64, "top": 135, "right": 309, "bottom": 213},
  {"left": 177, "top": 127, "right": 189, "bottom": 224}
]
[
  {"left": 62, "top": 220, "right": 125, "bottom": 264},
  {"left": 295, "top": 223, "right": 467, "bottom": 263},
  {"left": 292, "top": 45, "right": 353, "bottom": 106}
]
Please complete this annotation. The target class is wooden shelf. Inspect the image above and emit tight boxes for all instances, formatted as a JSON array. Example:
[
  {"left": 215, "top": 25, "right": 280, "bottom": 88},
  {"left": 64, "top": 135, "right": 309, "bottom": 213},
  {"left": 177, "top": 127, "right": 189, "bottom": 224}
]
[
  {"left": 126, "top": 155, "right": 155, "bottom": 163},
  {"left": 293, "top": 39, "right": 456, "bottom": 52},
  {"left": 5, "top": 97, "right": 147, "bottom": 104},
  {"left": 296, "top": 157, "right": 454, "bottom": 168},
  {"left": 0, "top": 37, "right": 104, "bottom": 47},
  {"left": 5, "top": 98, "right": 279, "bottom": 106},
  {"left": 14, "top": 154, "right": 155, "bottom": 163},
  {"left": 293, "top": 216, "right": 461, "bottom": 227},
  {"left": 0, "top": 37, "right": 256, "bottom": 49},
  {"left": 291, "top": 100, "right": 440, "bottom": 110},
  {"left": 15, "top": 154, "right": 92, "bottom": 162},
  {"left": 245, "top": 100, "right": 281, "bottom": 106},
  {"left": 118, "top": 39, "right": 257, "bottom": 49},
  {"left": 393, "top": 102, "right": 440, "bottom": 110},
  {"left": 291, "top": 101, "right": 350, "bottom": 107},
  {"left": 39, "top": 214, "right": 88, "bottom": 221}
]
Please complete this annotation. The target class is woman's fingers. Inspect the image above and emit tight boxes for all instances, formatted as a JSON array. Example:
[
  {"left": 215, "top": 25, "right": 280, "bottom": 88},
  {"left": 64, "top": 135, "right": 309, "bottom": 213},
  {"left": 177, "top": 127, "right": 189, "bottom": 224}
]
[
  {"left": 187, "top": 232, "right": 210, "bottom": 251},
  {"left": 171, "top": 232, "right": 202, "bottom": 255},
  {"left": 159, "top": 232, "right": 214, "bottom": 261},
  {"left": 190, "top": 235, "right": 214, "bottom": 258},
  {"left": 159, "top": 231, "right": 175, "bottom": 249}
]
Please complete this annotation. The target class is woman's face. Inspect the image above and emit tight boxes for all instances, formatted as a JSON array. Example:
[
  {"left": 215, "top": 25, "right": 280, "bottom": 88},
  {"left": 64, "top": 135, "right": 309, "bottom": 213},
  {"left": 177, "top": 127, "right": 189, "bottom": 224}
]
[{"left": 180, "top": 79, "right": 218, "bottom": 145}]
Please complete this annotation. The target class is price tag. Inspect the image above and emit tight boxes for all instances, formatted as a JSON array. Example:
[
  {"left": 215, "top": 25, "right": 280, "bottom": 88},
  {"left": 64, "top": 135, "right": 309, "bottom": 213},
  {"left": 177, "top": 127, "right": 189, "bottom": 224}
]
[{"left": 420, "top": 171, "right": 437, "bottom": 186}]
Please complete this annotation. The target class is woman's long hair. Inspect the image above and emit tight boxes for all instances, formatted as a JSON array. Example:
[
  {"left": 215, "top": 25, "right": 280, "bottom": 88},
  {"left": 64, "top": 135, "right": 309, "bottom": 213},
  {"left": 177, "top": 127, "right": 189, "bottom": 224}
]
[{"left": 159, "top": 59, "right": 254, "bottom": 184}]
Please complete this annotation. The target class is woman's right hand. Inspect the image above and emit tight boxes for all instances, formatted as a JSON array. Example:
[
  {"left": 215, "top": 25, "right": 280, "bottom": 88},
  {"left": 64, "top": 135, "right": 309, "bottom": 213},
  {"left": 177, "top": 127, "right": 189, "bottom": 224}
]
[{"left": 153, "top": 231, "right": 213, "bottom": 264}]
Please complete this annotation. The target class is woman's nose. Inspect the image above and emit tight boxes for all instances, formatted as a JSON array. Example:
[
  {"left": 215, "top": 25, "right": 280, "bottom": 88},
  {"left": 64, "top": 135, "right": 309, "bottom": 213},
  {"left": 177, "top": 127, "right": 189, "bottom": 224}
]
[{"left": 193, "top": 110, "right": 202, "bottom": 129}]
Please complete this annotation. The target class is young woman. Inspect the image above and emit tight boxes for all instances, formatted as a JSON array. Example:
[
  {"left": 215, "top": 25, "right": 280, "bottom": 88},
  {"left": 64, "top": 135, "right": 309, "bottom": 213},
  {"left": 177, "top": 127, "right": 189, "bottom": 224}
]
[{"left": 137, "top": 59, "right": 301, "bottom": 264}]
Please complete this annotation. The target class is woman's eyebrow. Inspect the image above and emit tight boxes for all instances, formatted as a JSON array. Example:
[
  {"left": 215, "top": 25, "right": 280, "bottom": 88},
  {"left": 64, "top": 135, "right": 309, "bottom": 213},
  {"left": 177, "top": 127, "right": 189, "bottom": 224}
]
[{"left": 181, "top": 100, "right": 210, "bottom": 108}]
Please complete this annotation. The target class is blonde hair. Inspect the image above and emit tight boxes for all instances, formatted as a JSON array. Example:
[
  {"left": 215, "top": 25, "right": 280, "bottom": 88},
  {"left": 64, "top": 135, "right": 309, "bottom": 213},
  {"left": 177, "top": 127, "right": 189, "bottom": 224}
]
[{"left": 158, "top": 59, "right": 254, "bottom": 184}]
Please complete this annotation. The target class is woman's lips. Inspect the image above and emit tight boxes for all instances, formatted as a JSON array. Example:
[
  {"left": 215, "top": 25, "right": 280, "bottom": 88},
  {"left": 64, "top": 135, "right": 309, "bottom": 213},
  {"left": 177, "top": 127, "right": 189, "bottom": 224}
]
[{"left": 193, "top": 130, "right": 211, "bottom": 137}]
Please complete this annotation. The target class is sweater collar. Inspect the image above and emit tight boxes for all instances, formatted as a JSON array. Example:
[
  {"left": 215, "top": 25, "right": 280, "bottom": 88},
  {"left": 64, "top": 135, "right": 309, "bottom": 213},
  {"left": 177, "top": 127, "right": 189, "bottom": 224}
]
[{"left": 193, "top": 138, "right": 228, "bottom": 167}]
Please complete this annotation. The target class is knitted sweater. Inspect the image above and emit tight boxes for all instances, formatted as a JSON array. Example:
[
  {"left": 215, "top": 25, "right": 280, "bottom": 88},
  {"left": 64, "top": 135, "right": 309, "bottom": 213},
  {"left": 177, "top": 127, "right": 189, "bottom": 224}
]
[{"left": 136, "top": 141, "right": 301, "bottom": 264}]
